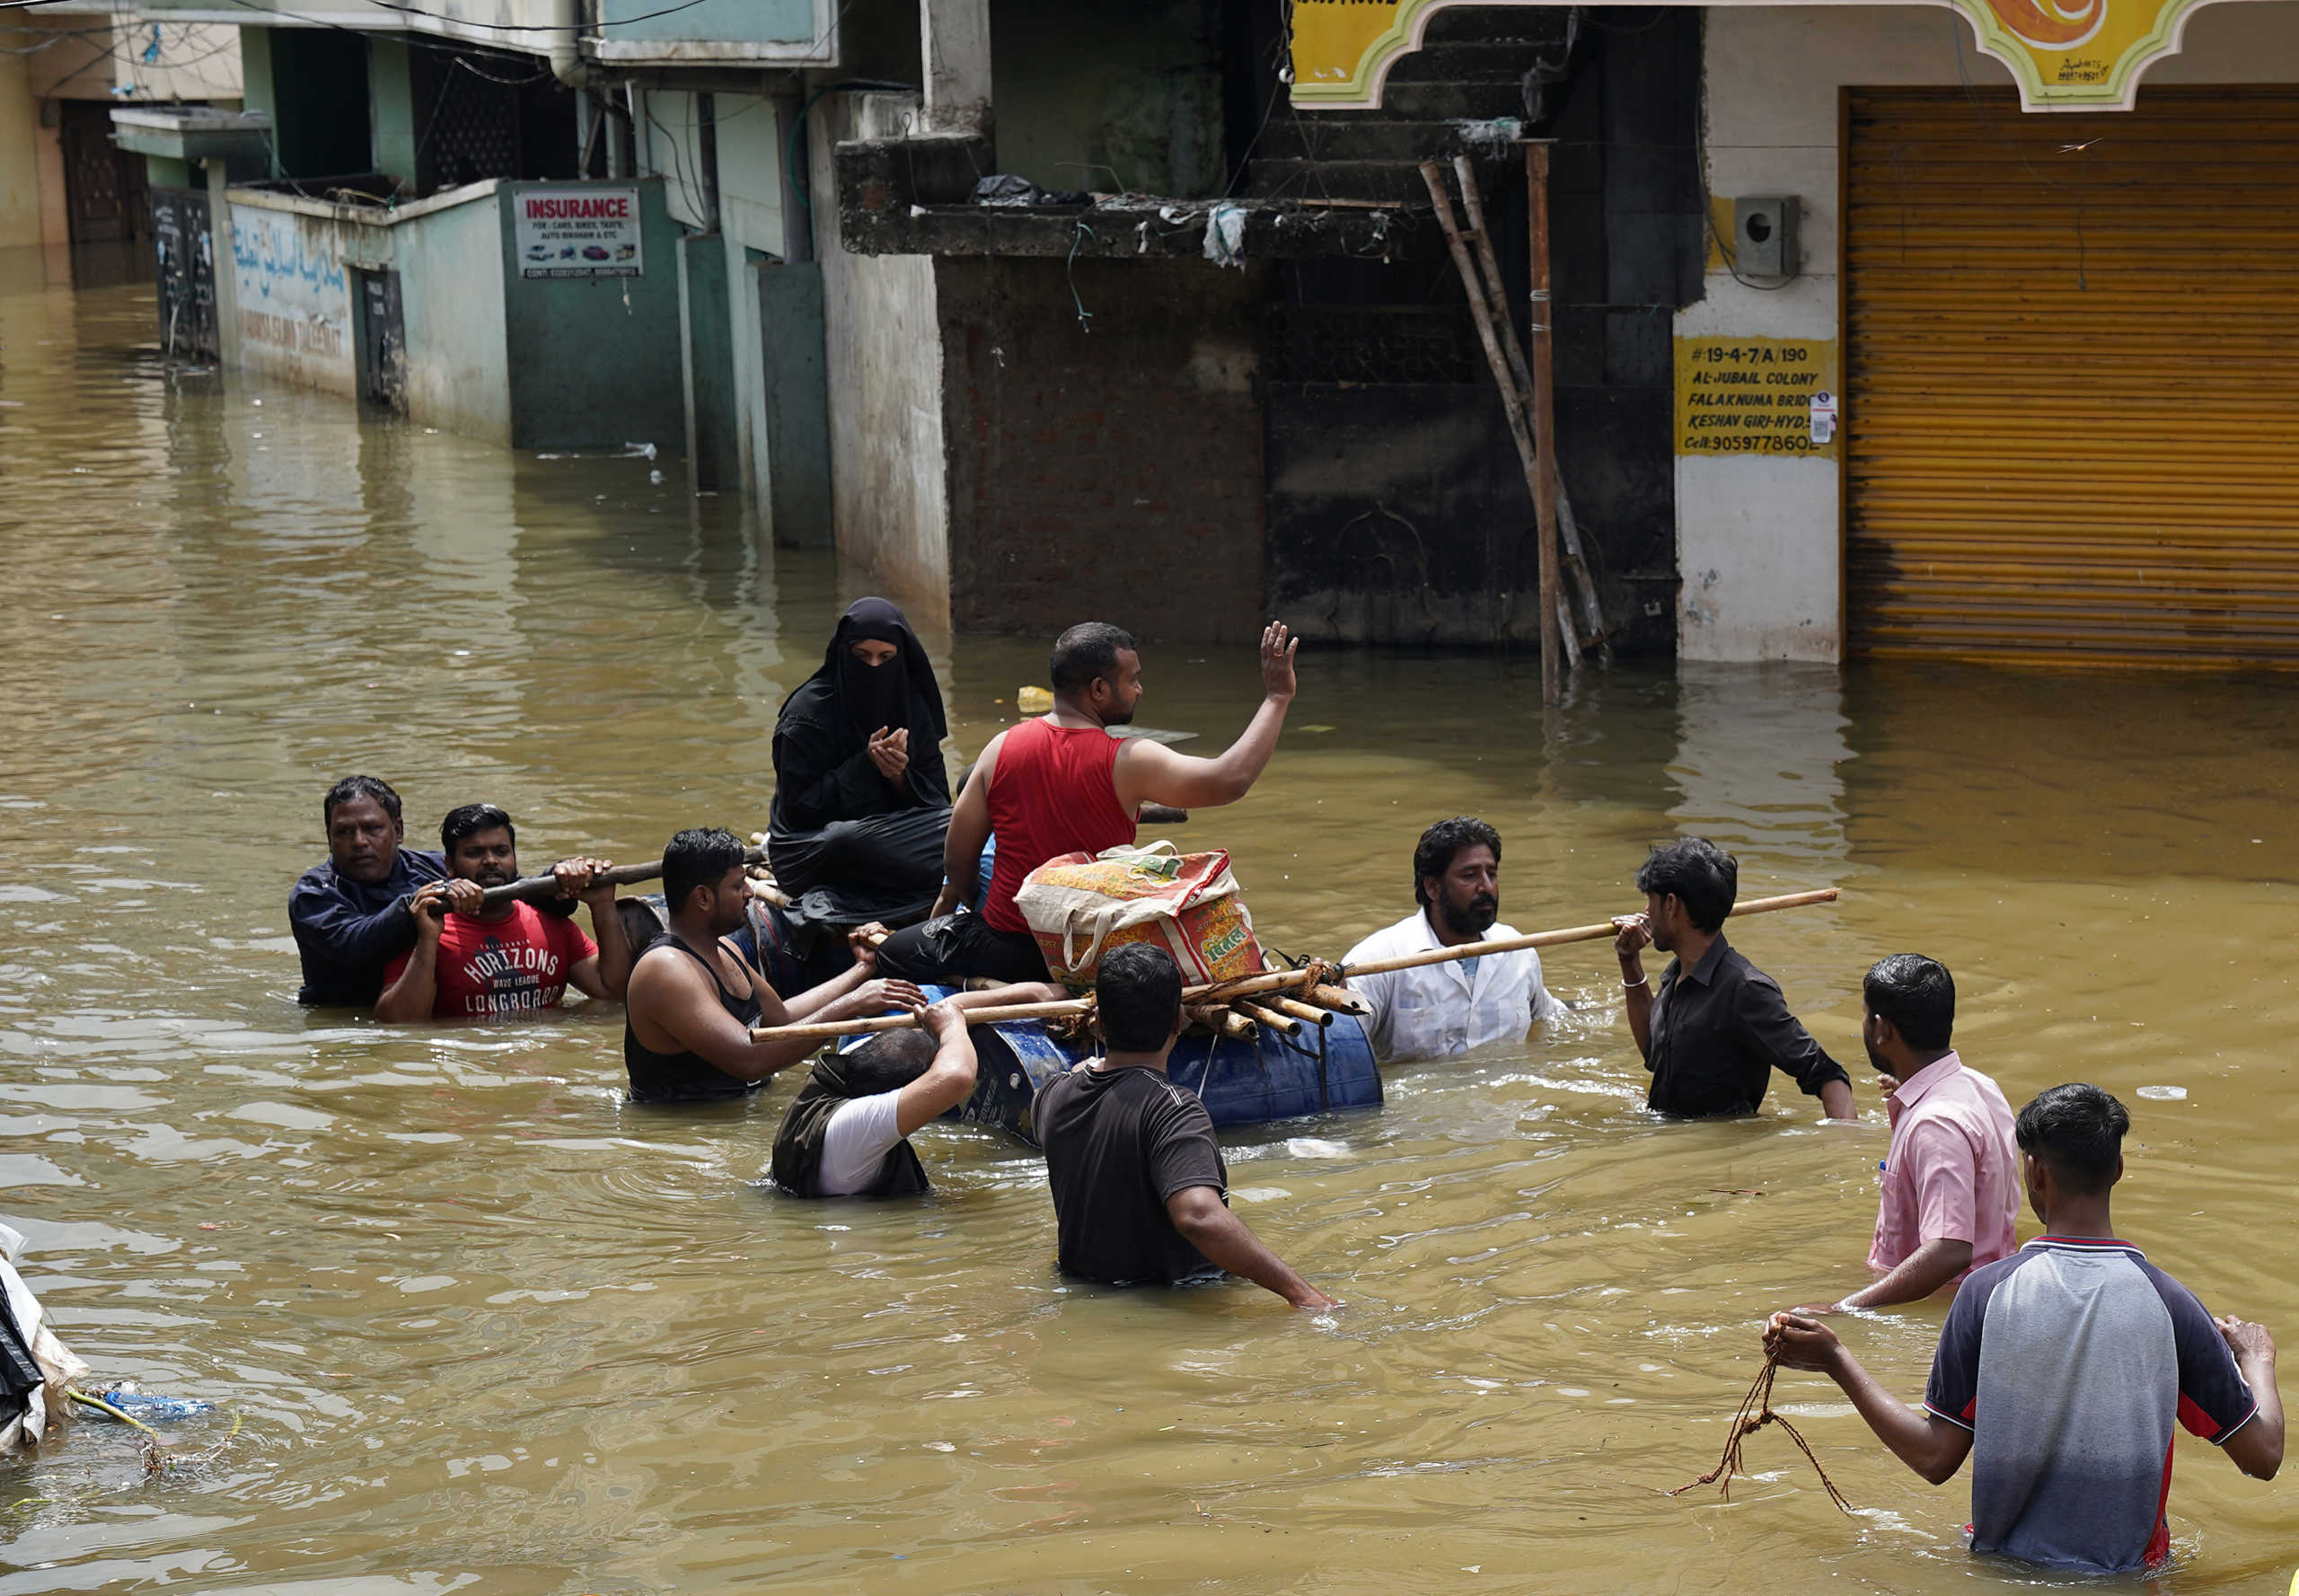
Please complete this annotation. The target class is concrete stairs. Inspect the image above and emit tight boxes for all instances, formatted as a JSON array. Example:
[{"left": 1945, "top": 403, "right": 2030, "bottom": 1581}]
[{"left": 1244, "top": 6, "right": 1579, "bottom": 203}]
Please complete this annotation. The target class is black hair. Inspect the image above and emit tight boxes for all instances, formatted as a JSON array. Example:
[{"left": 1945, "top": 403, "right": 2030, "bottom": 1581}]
[
  {"left": 440, "top": 803, "right": 515, "bottom": 855},
  {"left": 1634, "top": 837, "right": 1738, "bottom": 933},
  {"left": 1413, "top": 816, "right": 1502, "bottom": 908},
  {"left": 1050, "top": 622, "right": 1137, "bottom": 695},
  {"left": 1097, "top": 943, "right": 1183, "bottom": 1053},
  {"left": 2014, "top": 1082, "right": 2130, "bottom": 1195},
  {"left": 841, "top": 1029, "right": 940, "bottom": 1098},
  {"left": 1863, "top": 954, "right": 1955, "bottom": 1053},
  {"left": 662, "top": 827, "right": 745, "bottom": 913},
  {"left": 323, "top": 774, "right": 402, "bottom": 828}
]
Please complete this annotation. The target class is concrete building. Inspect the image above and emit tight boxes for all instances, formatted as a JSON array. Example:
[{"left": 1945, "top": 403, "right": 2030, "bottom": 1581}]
[
  {"left": 0, "top": 10, "right": 239, "bottom": 289},
  {"left": 1296, "top": 0, "right": 2299, "bottom": 667}
]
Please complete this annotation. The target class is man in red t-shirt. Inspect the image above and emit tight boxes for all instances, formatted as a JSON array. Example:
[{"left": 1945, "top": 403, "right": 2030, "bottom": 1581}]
[
  {"left": 875, "top": 620, "right": 1301, "bottom": 985},
  {"left": 376, "top": 804, "right": 633, "bottom": 1021}
]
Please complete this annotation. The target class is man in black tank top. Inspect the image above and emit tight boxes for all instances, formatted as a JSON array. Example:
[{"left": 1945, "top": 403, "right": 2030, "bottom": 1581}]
[{"left": 624, "top": 828, "right": 928, "bottom": 1104}]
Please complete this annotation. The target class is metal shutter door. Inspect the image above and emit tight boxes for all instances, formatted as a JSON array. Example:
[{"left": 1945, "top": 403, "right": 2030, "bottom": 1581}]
[{"left": 1845, "top": 87, "right": 2299, "bottom": 665}]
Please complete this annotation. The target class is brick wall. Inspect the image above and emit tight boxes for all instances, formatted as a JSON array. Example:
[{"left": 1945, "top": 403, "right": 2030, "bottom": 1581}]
[{"left": 935, "top": 256, "right": 1269, "bottom": 644}]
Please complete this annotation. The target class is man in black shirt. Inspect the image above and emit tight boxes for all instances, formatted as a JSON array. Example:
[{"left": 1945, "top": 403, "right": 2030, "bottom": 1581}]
[
  {"left": 1037, "top": 946, "right": 1334, "bottom": 1308},
  {"left": 1613, "top": 838, "right": 1854, "bottom": 1119}
]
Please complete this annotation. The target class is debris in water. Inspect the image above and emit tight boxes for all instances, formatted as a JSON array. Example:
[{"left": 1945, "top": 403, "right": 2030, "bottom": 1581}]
[{"left": 2136, "top": 1085, "right": 2187, "bottom": 1100}]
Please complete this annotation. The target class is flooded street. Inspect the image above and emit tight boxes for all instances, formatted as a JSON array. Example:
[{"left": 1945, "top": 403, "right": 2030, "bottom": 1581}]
[{"left": 4, "top": 277, "right": 2295, "bottom": 1594}]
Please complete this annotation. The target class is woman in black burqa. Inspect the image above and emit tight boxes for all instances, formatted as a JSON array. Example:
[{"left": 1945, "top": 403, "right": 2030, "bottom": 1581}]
[{"left": 768, "top": 597, "right": 953, "bottom": 930}]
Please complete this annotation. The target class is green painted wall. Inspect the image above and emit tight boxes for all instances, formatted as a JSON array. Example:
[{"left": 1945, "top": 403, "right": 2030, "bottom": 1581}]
[
  {"left": 368, "top": 38, "right": 417, "bottom": 193},
  {"left": 990, "top": 0, "right": 1224, "bottom": 197},
  {"left": 500, "top": 179, "right": 685, "bottom": 452},
  {"left": 677, "top": 230, "right": 740, "bottom": 492},
  {"left": 758, "top": 259, "right": 832, "bottom": 546}
]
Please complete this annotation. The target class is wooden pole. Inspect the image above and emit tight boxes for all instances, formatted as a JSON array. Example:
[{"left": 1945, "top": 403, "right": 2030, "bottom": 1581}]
[
  {"left": 1343, "top": 887, "right": 1838, "bottom": 979},
  {"left": 477, "top": 844, "right": 768, "bottom": 909},
  {"left": 1527, "top": 139, "right": 1563, "bottom": 709},
  {"left": 744, "top": 888, "right": 1839, "bottom": 1043}
]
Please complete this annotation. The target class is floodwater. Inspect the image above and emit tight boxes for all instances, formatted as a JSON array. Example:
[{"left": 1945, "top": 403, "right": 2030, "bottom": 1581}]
[{"left": 2, "top": 275, "right": 2293, "bottom": 1596}]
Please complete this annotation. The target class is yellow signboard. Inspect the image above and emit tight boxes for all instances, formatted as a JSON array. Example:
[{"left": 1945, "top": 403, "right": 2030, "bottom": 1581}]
[
  {"left": 1290, "top": 0, "right": 2233, "bottom": 112},
  {"left": 1674, "top": 337, "right": 1839, "bottom": 458}
]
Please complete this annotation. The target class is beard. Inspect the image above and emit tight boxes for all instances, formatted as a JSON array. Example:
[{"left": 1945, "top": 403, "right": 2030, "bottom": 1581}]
[
  {"left": 1435, "top": 894, "right": 1499, "bottom": 939},
  {"left": 471, "top": 862, "right": 517, "bottom": 887},
  {"left": 1102, "top": 699, "right": 1137, "bottom": 727}
]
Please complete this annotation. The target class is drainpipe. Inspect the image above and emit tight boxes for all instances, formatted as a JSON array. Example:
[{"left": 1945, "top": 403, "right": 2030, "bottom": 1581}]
[{"left": 548, "top": 0, "right": 603, "bottom": 88}]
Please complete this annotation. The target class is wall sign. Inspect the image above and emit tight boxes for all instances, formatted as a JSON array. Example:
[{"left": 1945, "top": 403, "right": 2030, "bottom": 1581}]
[
  {"left": 1290, "top": 0, "right": 2239, "bottom": 111},
  {"left": 515, "top": 188, "right": 643, "bottom": 279},
  {"left": 1674, "top": 337, "right": 1840, "bottom": 457}
]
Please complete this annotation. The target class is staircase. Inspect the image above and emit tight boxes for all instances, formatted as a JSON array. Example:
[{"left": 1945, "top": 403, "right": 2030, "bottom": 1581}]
[{"left": 1243, "top": 6, "right": 1581, "bottom": 204}]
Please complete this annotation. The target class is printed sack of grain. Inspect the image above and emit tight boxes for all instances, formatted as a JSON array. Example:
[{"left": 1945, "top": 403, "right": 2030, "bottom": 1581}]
[{"left": 1013, "top": 840, "right": 1263, "bottom": 987}]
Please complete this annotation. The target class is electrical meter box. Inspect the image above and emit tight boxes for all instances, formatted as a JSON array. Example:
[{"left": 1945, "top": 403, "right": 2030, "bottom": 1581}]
[{"left": 1733, "top": 196, "right": 1801, "bottom": 278}]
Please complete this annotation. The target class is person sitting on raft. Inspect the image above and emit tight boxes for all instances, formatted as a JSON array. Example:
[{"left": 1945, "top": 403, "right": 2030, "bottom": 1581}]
[
  {"left": 375, "top": 804, "right": 632, "bottom": 1022},
  {"left": 769, "top": 981, "right": 1065, "bottom": 1199},
  {"left": 1764, "top": 1083, "right": 2282, "bottom": 1576},
  {"left": 1612, "top": 837, "right": 1854, "bottom": 1119},
  {"left": 1037, "top": 946, "right": 1334, "bottom": 1309},
  {"left": 623, "top": 826, "right": 927, "bottom": 1104},
  {"left": 875, "top": 620, "right": 1301, "bottom": 986},
  {"left": 1341, "top": 816, "right": 1562, "bottom": 1063},
  {"left": 290, "top": 775, "right": 582, "bottom": 1007},
  {"left": 769, "top": 598, "right": 952, "bottom": 930}
]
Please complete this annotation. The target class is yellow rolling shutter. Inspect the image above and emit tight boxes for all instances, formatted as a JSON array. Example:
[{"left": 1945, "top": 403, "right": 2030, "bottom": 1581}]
[{"left": 1845, "top": 87, "right": 2299, "bottom": 666}]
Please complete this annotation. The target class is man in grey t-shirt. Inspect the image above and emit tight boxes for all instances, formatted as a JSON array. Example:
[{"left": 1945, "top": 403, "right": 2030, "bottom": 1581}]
[{"left": 1765, "top": 1083, "right": 2283, "bottom": 1575}]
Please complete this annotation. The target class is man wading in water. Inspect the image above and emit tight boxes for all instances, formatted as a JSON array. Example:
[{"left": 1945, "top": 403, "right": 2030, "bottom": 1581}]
[
  {"left": 1342, "top": 816, "right": 1563, "bottom": 1063},
  {"left": 288, "top": 775, "right": 585, "bottom": 1008},
  {"left": 1036, "top": 946, "right": 1334, "bottom": 1309},
  {"left": 376, "top": 804, "right": 632, "bottom": 1022},
  {"left": 770, "top": 981, "right": 1063, "bottom": 1198},
  {"left": 621, "top": 827, "right": 927, "bottom": 1105},
  {"left": 873, "top": 621, "right": 1301, "bottom": 986},
  {"left": 1613, "top": 837, "right": 1854, "bottom": 1119},
  {"left": 1766, "top": 1083, "right": 2282, "bottom": 1575}
]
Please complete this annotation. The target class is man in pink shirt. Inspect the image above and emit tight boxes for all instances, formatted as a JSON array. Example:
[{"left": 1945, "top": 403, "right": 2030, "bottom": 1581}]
[{"left": 1794, "top": 955, "right": 2020, "bottom": 1313}]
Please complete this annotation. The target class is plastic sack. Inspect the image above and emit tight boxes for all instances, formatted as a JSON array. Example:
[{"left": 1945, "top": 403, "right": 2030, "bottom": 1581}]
[{"left": 1014, "top": 840, "right": 1262, "bottom": 987}]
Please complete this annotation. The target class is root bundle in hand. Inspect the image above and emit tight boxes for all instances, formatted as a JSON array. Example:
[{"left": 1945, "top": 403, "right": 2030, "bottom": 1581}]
[{"left": 1669, "top": 1347, "right": 1854, "bottom": 1512}]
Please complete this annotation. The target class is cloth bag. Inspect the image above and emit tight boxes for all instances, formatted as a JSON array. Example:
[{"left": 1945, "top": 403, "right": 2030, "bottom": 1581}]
[{"left": 1013, "top": 840, "right": 1263, "bottom": 986}]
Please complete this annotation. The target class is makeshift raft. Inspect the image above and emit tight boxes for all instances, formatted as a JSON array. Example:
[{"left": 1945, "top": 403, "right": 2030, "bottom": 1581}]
[{"left": 907, "top": 983, "right": 1384, "bottom": 1146}]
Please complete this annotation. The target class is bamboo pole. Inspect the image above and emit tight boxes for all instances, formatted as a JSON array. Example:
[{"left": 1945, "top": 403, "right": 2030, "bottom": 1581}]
[
  {"left": 1343, "top": 887, "right": 1839, "bottom": 979},
  {"left": 1266, "top": 992, "right": 1335, "bottom": 1028},
  {"left": 1230, "top": 999, "right": 1300, "bottom": 1036},
  {"left": 476, "top": 844, "right": 768, "bottom": 910},
  {"left": 744, "top": 887, "right": 1837, "bottom": 1044},
  {"left": 1526, "top": 139, "right": 1563, "bottom": 709}
]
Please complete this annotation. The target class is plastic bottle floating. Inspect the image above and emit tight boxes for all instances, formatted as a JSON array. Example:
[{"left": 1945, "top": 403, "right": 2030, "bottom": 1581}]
[{"left": 84, "top": 1386, "right": 216, "bottom": 1423}]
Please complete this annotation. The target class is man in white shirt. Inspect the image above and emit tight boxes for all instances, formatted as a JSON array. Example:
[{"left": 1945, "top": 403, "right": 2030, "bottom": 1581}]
[
  {"left": 1340, "top": 816, "right": 1562, "bottom": 1063},
  {"left": 769, "top": 981, "right": 1063, "bottom": 1197}
]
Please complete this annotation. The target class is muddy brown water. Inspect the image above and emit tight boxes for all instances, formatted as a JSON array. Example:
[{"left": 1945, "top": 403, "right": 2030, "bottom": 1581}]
[{"left": 2, "top": 276, "right": 2293, "bottom": 1595}]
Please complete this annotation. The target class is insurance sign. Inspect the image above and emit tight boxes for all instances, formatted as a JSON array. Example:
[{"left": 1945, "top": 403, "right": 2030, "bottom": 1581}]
[{"left": 515, "top": 188, "right": 643, "bottom": 279}]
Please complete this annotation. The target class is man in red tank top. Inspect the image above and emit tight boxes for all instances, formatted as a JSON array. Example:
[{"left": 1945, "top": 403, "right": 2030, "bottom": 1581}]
[{"left": 875, "top": 620, "right": 1302, "bottom": 985}]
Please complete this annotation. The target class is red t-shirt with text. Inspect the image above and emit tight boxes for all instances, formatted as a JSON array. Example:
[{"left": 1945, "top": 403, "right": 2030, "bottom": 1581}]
[{"left": 383, "top": 903, "right": 596, "bottom": 1018}]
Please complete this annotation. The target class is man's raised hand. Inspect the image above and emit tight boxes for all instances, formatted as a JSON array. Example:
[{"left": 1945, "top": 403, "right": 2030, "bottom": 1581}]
[
  {"left": 441, "top": 877, "right": 484, "bottom": 915},
  {"left": 1260, "top": 622, "right": 1299, "bottom": 702},
  {"left": 853, "top": 978, "right": 928, "bottom": 1016},
  {"left": 1612, "top": 913, "right": 1653, "bottom": 958}
]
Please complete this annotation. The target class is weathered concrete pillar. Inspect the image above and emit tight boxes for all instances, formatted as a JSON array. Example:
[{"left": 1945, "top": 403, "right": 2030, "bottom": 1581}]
[{"left": 920, "top": 0, "right": 992, "bottom": 141}]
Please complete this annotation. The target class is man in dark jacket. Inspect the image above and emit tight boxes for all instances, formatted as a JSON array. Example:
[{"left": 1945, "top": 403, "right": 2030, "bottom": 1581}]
[
  {"left": 771, "top": 981, "right": 1063, "bottom": 1197},
  {"left": 290, "top": 776, "right": 454, "bottom": 1006}
]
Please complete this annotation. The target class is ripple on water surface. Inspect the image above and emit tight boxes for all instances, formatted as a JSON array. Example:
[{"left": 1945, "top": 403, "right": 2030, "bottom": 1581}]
[{"left": 2, "top": 279, "right": 2295, "bottom": 1594}]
